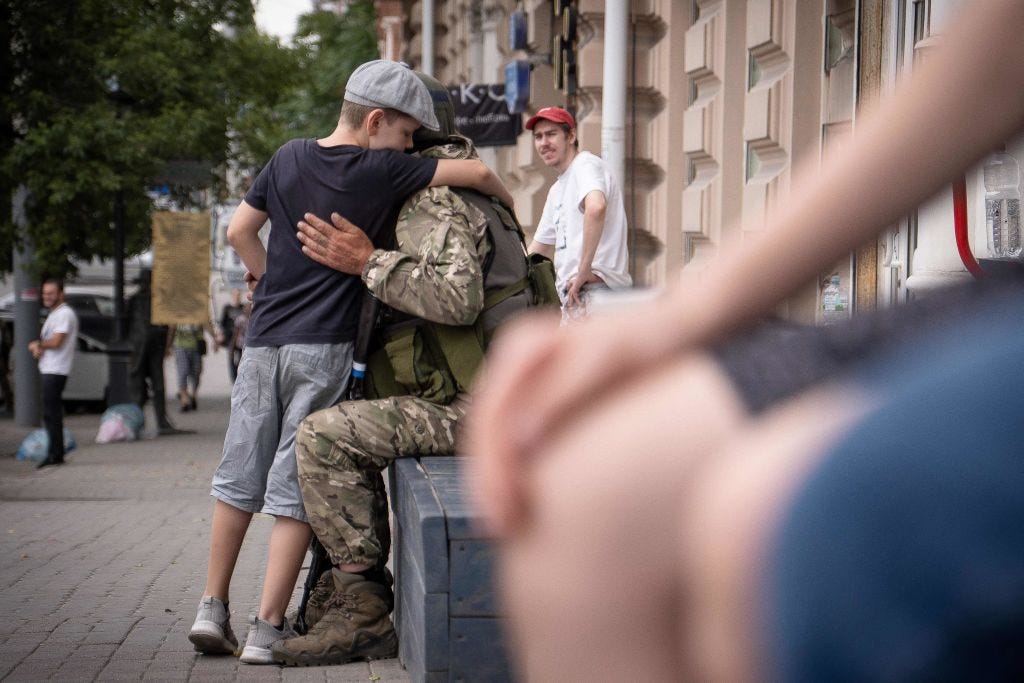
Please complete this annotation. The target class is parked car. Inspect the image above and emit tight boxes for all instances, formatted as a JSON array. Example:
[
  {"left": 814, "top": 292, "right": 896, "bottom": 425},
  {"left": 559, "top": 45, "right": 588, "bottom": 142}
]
[{"left": 0, "top": 284, "right": 136, "bottom": 410}]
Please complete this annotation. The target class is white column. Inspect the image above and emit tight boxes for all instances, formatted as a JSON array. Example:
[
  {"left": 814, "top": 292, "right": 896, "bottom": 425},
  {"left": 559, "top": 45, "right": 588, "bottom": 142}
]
[
  {"left": 601, "top": 0, "right": 628, "bottom": 187},
  {"left": 422, "top": 0, "right": 435, "bottom": 75}
]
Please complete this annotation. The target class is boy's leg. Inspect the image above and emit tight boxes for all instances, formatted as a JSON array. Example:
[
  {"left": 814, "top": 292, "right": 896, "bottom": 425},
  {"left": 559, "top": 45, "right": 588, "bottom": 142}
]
[
  {"left": 256, "top": 515, "right": 312, "bottom": 624},
  {"left": 195, "top": 346, "right": 281, "bottom": 655},
  {"left": 497, "top": 354, "right": 745, "bottom": 680},
  {"left": 190, "top": 499, "right": 253, "bottom": 655},
  {"left": 241, "top": 341, "right": 351, "bottom": 663},
  {"left": 203, "top": 499, "right": 253, "bottom": 600}
]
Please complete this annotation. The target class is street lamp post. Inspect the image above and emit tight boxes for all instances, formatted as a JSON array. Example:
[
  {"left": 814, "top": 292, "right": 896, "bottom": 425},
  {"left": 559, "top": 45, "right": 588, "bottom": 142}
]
[
  {"left": 106, "top": 77, "right": 133, "bottom": 405},
  {"left": 113, "top": 187, "right": 125, "bottom": 340}
]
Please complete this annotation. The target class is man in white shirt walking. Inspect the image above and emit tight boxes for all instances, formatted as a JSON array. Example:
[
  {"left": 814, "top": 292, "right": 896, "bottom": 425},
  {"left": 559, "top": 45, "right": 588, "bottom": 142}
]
[
  {"left": 527, "top": 106, "right": 631, "bottom": 319},
  {"left": 28, "top": 279, "right": 79, "bottom": 469}
]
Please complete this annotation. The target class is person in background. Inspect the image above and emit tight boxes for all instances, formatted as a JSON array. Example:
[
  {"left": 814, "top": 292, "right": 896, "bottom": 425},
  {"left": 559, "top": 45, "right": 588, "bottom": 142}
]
[
  {"left": 526, "top": 106, "right": 631, "bottom": 320},
  {"left": 170, "top": 322, "right": 216, "bottom": 412},
  {"left": 228, "top": 302, "right": 250, "bottom": 358},
  {"left": 28, "top": 279, "right": 78, "bottom": 469},
  {"left": 467, "top": 0, "right": 1024, "bottom": 679},
  {"left": 128, "top": 269, "right": 176, "bottom": 434},
  {"left": 217, "top": 288, "right": 244, "bottom": 383}
]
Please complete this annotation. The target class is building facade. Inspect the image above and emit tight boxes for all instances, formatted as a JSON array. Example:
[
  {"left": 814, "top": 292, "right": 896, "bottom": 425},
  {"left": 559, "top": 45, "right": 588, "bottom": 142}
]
[{"left": 384, "top": 0, "right": 994, "bottom": 322}]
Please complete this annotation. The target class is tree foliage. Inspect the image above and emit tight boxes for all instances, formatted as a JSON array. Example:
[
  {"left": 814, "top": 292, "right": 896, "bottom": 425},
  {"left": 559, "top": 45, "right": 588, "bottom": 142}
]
[
  {"left": 232, "top": 1, "right": 379, "bottom": 164},
  {"left": 1, "top": 0, "right": 378, "bottom": 279}
]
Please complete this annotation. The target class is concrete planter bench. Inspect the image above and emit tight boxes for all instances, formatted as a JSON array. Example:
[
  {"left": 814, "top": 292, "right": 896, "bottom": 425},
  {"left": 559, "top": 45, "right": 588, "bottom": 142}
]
[{"left": 389, "top": 456, "right": 513, "bottom": 682}]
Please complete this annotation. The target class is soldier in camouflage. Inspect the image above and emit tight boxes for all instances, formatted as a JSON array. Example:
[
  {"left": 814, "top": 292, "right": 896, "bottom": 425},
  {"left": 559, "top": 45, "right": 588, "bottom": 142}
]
[{"left": 270, "top": 74, "right": 530, "bottom": 667}]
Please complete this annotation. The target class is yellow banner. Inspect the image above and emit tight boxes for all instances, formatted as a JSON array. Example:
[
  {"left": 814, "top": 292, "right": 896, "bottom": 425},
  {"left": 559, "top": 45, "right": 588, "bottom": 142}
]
[{"left": 151, "top": 211, "right": 210, "bottom": 325}]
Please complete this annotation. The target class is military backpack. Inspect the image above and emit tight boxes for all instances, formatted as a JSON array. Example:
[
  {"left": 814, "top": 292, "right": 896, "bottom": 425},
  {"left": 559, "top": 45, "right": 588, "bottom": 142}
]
[{"left": 364, "top": 190, "right": 558, "bottom": 404}]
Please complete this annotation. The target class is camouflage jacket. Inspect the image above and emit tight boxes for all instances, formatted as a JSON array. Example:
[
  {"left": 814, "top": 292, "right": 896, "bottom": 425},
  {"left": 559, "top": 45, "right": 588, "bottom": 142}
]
[{"left": 362, "top": 136, "right": 492, "bottom": 326}]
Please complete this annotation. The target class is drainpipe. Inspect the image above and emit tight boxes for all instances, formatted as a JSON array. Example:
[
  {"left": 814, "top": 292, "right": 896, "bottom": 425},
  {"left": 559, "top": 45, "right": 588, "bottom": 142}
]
[
  {"left": 952, "top": 175, "right": 985, "bottom": 277},
  {"left": 469, "top": 0, "right": 483, "bottom": 80},
  {"left": 422, "top": 0, "right": 435, "bottom": 75},
  {"left": 601, "top": 0, "right": 628, "bottom": 188}
]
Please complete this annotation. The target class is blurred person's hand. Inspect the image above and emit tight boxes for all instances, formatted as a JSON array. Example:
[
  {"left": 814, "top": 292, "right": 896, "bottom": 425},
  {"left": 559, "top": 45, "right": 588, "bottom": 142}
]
[{"left": 465, "top": 297, "right": 679, "bottom": 536}]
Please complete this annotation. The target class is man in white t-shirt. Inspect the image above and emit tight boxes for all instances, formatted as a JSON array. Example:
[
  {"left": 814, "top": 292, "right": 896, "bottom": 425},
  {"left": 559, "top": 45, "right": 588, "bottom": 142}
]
[
  {"left": 526, "top": 106, "right": 631, "bottom": 319},
  {"left": 28, "top": 279, "right": 79, "bottom": 468}
]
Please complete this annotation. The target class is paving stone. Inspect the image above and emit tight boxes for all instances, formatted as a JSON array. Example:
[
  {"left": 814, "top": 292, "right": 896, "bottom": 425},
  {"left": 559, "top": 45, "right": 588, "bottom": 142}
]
[{"left": 0, "top": 371, "right": 418, "bottom": 683}]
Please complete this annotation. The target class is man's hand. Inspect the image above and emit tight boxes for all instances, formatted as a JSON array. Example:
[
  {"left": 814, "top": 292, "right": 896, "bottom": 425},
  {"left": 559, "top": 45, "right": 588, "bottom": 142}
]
[
  {"left": 297, "top": 212, "right": 375, "bottom": 276},
  {"left": 565, "top": 267, "right": 603, "bottom": 305},
  {"left": 28, "top": 339, "right": 42, "bottom": 360}
]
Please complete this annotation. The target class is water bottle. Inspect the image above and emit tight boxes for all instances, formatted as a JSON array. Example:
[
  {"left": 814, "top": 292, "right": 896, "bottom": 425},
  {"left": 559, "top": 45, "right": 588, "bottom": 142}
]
[
  {"left": 821, "top": 274, "right": 846, "bottom": 324},
  {"left": 983, "top": 151, "right": 1023, "bottom": 258},
  {"left": 347, "top": 361, "right": 367, "bottom": 401}
]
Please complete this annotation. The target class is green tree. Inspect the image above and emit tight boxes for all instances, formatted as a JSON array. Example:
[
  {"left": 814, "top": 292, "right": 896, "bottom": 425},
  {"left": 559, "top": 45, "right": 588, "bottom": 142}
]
[
  {"left": 0, "top": 0, "right": 303, "bottom": 278},
  {"left": 296, "top": 1, "right": 379, "bottom": 136},
  {"left": 265, "top": 1, "right": 379, "bottom": 146}
]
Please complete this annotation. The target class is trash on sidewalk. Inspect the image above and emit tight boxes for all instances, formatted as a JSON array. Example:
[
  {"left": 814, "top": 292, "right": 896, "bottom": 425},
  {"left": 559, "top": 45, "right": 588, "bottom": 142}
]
[
  {"left": 16, "top": 428, "right": 78, "bottom": 461},
  {"left": 95, "top": 403, "right": 145, "bottom": 444}
]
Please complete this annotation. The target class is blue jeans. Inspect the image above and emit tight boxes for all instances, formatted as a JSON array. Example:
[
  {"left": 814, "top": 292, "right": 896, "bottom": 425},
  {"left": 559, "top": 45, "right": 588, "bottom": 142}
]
[{"left": 764, "top": 300, "right": 1024, "bottom": 681}]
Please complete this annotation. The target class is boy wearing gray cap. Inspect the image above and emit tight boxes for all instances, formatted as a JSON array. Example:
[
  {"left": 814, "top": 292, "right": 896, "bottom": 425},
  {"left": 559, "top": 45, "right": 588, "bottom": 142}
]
[{"left": 188, "top": 60, "right": 513, "bottom": 664}]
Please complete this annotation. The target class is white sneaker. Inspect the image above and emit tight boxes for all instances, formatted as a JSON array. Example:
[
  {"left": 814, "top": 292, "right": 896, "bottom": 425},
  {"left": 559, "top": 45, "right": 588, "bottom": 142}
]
[
  {"left": 240, "top": 616, "right": 297, "bottom": 664},
  {"left": 188, "top": 596, "right": 238, "bottom": 655}
]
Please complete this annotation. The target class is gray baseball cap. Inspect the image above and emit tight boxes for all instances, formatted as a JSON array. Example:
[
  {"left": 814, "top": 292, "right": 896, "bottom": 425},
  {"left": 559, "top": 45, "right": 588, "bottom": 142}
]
[{"left": 344, "top": 60, "right": 440, "bottom": 131}]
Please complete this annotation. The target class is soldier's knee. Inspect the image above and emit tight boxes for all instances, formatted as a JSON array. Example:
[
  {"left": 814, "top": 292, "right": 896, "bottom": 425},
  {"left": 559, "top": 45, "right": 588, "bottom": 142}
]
[{"left": 297, "top": 408, "right": 363, "bottom": 470}]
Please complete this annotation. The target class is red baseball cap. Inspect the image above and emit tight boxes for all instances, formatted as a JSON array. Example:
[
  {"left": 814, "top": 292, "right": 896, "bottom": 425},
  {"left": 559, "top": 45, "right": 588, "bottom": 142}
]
[{"left": 525, "top": 106, "right": 576, "bottom": 130}]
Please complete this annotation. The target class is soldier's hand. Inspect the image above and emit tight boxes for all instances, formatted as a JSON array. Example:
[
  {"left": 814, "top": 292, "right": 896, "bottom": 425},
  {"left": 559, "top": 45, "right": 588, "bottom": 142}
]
[{"left": 298, "top": 212, "right": 375, "bottom": 275}]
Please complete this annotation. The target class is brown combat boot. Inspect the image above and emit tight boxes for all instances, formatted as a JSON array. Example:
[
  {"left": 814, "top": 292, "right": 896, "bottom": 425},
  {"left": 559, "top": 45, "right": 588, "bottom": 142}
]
[
  {"left": 272, "top": 569, "right": 398, "bottom": 666},
  {"left": 289, "top": 570, "right": 335, "bottom": 633}
]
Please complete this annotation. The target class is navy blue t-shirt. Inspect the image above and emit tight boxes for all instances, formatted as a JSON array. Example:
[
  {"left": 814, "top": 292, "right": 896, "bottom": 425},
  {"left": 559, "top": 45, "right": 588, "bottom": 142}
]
[{"left": 244, "top": 139, "right": 437, "bottom": 346}]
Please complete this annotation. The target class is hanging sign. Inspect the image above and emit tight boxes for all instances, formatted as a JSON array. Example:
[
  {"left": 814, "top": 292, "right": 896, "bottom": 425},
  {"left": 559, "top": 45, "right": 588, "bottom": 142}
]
[
  {"left": 448, "top": 84, "right": 522, "bottom": 147},
  {"left": 151, "top": 211, "right": 210, "bottom": 325}
]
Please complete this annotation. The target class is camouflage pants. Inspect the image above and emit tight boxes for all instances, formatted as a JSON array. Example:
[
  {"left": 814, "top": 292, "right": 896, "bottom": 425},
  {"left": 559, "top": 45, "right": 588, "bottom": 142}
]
[{"left": 296, "top": 394, "right": 468, "bottom": 568}]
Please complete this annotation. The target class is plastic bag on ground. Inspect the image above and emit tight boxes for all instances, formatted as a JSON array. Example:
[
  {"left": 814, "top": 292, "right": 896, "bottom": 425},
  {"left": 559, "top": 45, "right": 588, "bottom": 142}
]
[
  {"left": 16, "top": 428, "right": 78, "bottom": 461},
  {"left": 95, "top": 403, "right": 144, "bottom": 443}
]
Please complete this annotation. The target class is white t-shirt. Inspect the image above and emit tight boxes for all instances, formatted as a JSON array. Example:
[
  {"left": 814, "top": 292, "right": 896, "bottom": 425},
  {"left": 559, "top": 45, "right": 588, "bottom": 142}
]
[
  {"left": 38, "top": 303, "right": 78, "bottom": 376},
  {"left": 533, "top": 151, "right": 632, "bottom": 301}
]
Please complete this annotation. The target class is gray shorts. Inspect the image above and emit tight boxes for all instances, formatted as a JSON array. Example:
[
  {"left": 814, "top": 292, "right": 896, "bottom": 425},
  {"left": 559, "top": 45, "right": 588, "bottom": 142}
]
[{"left": 211, "top": 342, "right": 353, "bottom": 521}]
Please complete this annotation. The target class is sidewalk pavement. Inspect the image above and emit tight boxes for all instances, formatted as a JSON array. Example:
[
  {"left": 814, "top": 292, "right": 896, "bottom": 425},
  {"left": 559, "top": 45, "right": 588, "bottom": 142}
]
[{"left": 0, "top": 351, "right": 411, "bottom": 682}]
